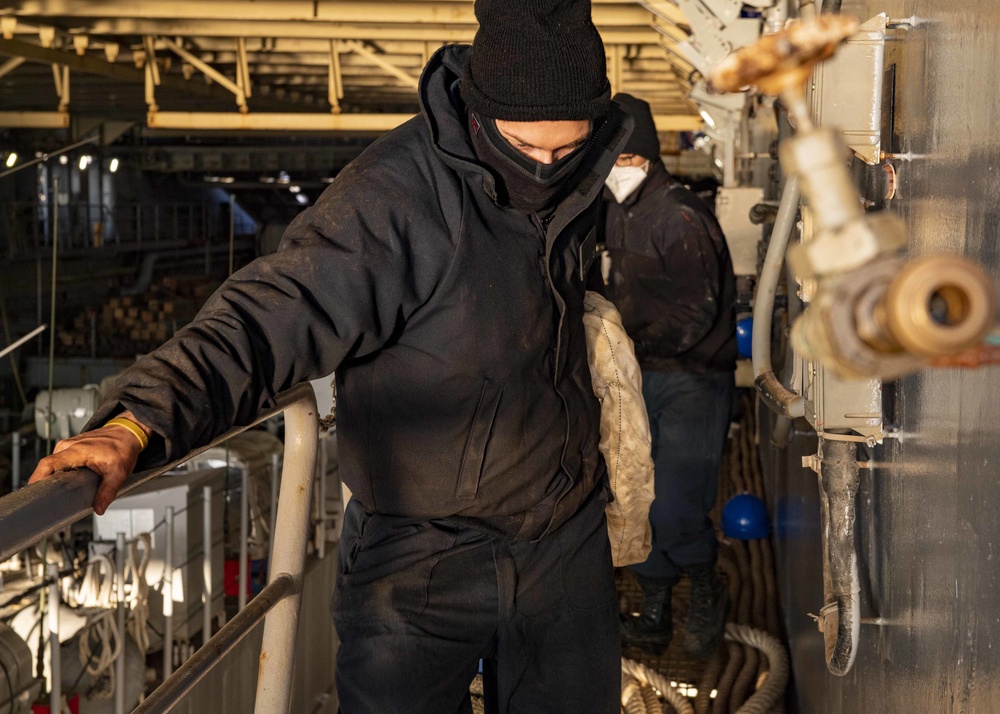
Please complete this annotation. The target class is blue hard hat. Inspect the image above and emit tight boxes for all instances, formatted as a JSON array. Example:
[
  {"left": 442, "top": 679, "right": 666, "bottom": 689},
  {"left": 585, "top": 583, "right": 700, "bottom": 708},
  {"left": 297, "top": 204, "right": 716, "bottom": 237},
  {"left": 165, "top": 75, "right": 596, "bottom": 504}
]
[
  {"left": 735, "top": 317, "right": 753, "bottom": 360},
  {"left": 722, "top": 493, "right": 770, "bottom": 540}
]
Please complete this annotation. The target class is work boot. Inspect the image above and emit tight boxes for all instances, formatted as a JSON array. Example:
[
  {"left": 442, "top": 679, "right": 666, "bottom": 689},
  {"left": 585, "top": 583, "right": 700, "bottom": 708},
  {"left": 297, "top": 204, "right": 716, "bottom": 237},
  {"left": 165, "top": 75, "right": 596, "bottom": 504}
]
[
  {"left": 621, "top": 574, "right": 677, "bottom": 655},
  {"left": 683, "top": 564, "right": 730, "bottom": 658}
]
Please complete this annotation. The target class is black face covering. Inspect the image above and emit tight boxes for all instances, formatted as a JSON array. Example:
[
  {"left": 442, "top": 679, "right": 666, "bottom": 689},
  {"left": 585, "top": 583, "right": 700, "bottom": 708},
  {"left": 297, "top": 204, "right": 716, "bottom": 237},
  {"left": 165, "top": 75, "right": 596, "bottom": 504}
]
[{"left": 468, "top": 112, "right": 589, "bottom": 214}]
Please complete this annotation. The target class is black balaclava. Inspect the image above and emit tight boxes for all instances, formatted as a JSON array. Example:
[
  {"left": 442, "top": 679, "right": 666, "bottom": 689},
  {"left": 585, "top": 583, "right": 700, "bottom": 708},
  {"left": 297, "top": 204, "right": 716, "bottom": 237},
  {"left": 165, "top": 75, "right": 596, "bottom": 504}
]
[{"left": 468, "top": 112, "right": 590, "bottom": 214}]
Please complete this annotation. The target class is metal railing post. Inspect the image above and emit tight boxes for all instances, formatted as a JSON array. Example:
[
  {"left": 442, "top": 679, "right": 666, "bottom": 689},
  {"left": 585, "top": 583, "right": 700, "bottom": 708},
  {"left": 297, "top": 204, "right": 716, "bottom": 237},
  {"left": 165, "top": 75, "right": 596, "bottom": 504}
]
[
  {"left": 239, "top": 468, "right": 249, "bottom": 612},
  {"left": 202, "top": 485, "right": 213, "bottom": 642},
  {"left": 115, "top": 532, "right": 126, "bottom": 714},
  {"left": 47, "top": 561, "right": 61, "bottom": 714},
  {"left": 11, "top": 431, "right": 20, "bottom": 493},
  {"left": 269, "top": 453, "right": 279, "bottom": 575},
  {"left": 164, "top": 507, "right": 175, "bottom": 680},
  {"left": 254, "top": 391, "right": 318, "bottom": 713}
]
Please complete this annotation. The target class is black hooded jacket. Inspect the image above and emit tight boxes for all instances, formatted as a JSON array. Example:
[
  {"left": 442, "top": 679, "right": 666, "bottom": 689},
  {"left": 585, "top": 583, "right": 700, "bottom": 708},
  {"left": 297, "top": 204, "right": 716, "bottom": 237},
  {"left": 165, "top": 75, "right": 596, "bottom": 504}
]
[
  {"left": 90, "top": 46, "right": 632, "bottom": 540},
  {"left": 602, "top": 160, "right": 736, "bottom": 374}
]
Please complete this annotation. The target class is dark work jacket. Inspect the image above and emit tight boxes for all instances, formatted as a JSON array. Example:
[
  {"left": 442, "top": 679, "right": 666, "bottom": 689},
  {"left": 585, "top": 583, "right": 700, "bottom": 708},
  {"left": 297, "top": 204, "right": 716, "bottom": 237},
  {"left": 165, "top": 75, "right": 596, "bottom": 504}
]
[
  {"left": 90, "top": 45, "right": 633, "bottom": 541},
  {"left": 602, "top": 160, "right": 736, "bottom": 373}
]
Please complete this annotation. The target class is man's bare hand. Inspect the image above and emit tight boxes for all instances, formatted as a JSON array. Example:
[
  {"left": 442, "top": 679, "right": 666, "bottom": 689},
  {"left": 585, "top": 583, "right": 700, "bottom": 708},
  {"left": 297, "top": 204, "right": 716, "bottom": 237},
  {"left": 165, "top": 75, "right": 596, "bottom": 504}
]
[{"left": 28, "top": 412, "right": 152, "bottom": 515}]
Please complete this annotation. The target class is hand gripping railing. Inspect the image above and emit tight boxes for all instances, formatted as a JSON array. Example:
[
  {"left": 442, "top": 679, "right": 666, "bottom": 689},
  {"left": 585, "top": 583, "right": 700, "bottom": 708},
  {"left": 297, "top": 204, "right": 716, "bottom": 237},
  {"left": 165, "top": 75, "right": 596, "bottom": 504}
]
[{"left": 0, "top": 383, "right": 319, "bottom": 714}]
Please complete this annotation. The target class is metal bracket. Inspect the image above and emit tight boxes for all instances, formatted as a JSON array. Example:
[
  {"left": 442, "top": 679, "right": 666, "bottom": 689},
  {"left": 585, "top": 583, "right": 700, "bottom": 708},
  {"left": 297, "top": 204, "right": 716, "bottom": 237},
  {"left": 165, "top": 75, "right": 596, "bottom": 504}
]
[
  {"left": 327, "top": 39, "right": 343, "bottom": 114},
  {"left": 1, "top": 16, "right": 16, "bottom": 40},
  {"left": 51, "top": 63, "right": 69, "bottom": 112},
  {"left": 339, "top": 39, "right": 418, "bottom": 90},
  {"left": 235, "top": 37, "right": 251, "bottom": 99},
  {"left": 160, "top": 36, "right": 248, "bottom": 112},
  {"left": 0, "top": 56, "right": 25, "bottom": 80}
]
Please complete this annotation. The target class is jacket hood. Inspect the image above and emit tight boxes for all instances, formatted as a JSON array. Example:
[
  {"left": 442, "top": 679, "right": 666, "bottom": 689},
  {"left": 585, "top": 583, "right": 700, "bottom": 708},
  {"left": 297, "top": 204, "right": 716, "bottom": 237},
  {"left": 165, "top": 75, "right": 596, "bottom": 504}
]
[{"left": 419, "top": 45, "right": 480, "bottom": 169}]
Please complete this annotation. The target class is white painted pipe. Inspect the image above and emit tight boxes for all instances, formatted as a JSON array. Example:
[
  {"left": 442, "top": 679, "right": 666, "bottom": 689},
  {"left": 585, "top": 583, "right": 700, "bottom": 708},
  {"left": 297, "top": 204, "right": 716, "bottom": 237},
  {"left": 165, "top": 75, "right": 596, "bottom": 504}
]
[
  {"left": 254, "top": 390, "right": 318, "bottom": 713},
  {"left": 239, "top": 467, "right": 248, "bottom": 611},
  {"left": 752, "top": 176, "right": 806, "bottom": 418},
  {"left": 47, "top": 562, "right": 61, "bottom": 714},
  {"left": 11, "top": 430, "right": 20, "bottom": 493},
  {"left": 164, "top": 507, "right": 174, "bottom": 680},
  {"left": 202, "top": 486, "right": 213, "bottom": 643},
  {"left": 269, "top": 453, "right": 280, "bottom": 576}
]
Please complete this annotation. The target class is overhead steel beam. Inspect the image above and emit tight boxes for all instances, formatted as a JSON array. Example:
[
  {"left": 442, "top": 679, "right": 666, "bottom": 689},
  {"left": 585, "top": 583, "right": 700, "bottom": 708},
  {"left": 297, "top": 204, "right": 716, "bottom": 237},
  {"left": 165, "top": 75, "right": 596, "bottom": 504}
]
[
  {"left": 653, "top": 115, "right": 703, "bottom": 131},
  {"left": 144, "top": 110, "right": 700, "bottom": 133},
  {"left": 0, "top": 36, "right": 268, "bottom": 106},
  {"left": 51, "top": 19, "right": 663, "bottom": 45},
  {"left": 147, "top": 111, "right": 414, "bottom": 132},
  {"left": 9, "top": 2, "right": 656, "bottom": 25},
  {"left": 0, "top": 111, "right": 69, "bottom": 128}
]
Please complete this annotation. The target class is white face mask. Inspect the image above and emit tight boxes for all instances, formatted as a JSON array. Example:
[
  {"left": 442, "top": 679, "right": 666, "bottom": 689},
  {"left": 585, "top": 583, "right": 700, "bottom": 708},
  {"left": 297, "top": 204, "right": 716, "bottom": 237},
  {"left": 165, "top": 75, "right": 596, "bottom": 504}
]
[{"left": 605, "top": 160, "right": 650, "bottom": 203}]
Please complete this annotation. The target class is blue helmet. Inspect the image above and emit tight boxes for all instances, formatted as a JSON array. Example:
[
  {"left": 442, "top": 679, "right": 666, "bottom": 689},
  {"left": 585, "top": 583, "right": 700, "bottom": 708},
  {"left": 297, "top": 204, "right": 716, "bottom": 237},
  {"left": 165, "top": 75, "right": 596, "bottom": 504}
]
[{"left": 722, "top": 492, "right": 770, "bottom": 540}]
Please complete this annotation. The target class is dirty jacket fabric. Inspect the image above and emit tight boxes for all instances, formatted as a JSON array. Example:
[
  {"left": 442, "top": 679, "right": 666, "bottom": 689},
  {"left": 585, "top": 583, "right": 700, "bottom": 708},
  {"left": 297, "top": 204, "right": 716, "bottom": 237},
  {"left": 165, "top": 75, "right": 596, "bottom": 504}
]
[
  {"left": 602, "top": 160, "right": 736, "bottom": 374},
  {"left": 90, "top": 45, "right": 632, "bottom": 541}
]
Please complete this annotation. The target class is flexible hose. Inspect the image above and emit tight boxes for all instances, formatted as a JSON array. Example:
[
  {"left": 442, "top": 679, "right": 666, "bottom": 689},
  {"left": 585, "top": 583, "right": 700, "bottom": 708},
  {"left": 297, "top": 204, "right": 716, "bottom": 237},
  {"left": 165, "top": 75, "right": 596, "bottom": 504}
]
[
  {"left": 731, "top": 542, "right": 752, "bottom": 626},
  {"left": 752, "top": 177, "right": 805, "bottom": 418},
  {"left": 747, "top": 540, "right": 767, "bottom": 631},
  {"left": 642, "top": 683, "right": 664, "bottom": 714},
  {"left": 760, "top": 538, "right": 781, "bottom": 638},
  {"left": 621, "top": 659, "right": 695, "bottom": 714},
  {"left": 694, "top": 648, "right": 724, "bottom": 714},
  {"left": 713, "top": 641, "right": 743, "bottom": 714},
  {"left": 724, "top": 624, "right": 790, "bottom": 714},
  {"left": 730, "top": 646, "right": 758, "bottom": 713}
]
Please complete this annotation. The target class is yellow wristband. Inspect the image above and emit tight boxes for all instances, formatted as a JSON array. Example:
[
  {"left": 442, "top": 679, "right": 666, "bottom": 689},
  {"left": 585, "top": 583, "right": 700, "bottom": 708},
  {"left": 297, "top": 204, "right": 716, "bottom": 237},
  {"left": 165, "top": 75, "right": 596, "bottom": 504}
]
[{"left": 105, "top": 417, "right": 149, "bottom": 451}]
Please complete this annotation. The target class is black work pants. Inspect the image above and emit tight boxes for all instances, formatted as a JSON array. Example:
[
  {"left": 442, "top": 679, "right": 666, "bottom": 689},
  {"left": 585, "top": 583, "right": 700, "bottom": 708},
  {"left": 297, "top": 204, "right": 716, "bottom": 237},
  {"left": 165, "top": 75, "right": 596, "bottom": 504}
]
[
  {"left": 631, "top": 369, "right": 734, "bottom": 581},
  {"left": 331, "top": 485, "right": 620, "bottom": 713}
]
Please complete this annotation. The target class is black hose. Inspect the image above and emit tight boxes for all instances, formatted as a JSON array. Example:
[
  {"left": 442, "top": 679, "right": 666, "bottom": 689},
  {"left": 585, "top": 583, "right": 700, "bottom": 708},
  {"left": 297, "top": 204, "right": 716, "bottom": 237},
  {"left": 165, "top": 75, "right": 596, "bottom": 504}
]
[
  {"left": 694, "top": 648, "right": 724, "bottom": 714},
  {"left": 731, "top": 541, "right": 752, "bottom": 626},
  {"left": 747, "top": 540, "right": 767, "bottom": 631},
  {"left": 822, "top": 0, "right": 843, "bottom": 13},
  {"left": 713, "top": 641, "right": 742, "bottom": 714},
  {"left": 730, "top": 647, "right": 758, "bottom": 714}
]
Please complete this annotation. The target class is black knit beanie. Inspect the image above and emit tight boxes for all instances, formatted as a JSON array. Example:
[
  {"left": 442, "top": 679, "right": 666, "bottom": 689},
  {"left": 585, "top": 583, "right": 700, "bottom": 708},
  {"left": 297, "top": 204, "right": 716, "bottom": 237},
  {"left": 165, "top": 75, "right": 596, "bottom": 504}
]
[
  {"left": 613, "top": 93, "right": 660, "bottom": 160},
  {"left": 462, "top": 0, "right": 611, "bottom": 121}
]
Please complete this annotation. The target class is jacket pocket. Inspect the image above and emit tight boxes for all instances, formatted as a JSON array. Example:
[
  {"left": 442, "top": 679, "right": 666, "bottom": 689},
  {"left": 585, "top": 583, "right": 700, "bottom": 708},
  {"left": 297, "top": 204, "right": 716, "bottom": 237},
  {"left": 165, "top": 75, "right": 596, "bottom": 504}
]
[{"left": 456, "top": 379, "right": 504, "bottom": 499}]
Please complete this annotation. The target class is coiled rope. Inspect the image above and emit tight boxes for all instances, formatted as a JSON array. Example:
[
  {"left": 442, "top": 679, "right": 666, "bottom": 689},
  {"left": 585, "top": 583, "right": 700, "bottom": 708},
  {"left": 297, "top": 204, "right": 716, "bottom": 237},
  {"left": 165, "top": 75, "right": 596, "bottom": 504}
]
[
  {"left": 723, "top": 624, "right": 789, "bottom": 714},
  {"left": 621, "top": 624, "right": 788, "bottom": 714},
  {"left": 621, "top": 657, "right": 695, "bottom": 714}
]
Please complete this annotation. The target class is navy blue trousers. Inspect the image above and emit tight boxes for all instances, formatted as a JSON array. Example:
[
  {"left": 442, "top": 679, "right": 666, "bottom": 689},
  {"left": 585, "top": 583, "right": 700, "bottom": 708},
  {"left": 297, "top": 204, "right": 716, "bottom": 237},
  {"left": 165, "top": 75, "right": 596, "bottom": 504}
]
[
  {"left": 631, "top": 369, "right": 734, "bottom": 581},
  {"left": 331, "top": 485, "right": 621, "bottom": 713}
]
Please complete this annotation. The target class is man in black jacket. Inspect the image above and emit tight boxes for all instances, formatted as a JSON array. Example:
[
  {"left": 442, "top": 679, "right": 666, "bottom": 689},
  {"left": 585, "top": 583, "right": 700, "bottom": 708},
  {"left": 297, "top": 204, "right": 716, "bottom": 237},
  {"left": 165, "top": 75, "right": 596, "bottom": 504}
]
[
  {"left": 28, "top": 2, "right": 634, "bottom": 712},
  {"left": 602, "top": 93, "right": 736, "bottom": 658}
]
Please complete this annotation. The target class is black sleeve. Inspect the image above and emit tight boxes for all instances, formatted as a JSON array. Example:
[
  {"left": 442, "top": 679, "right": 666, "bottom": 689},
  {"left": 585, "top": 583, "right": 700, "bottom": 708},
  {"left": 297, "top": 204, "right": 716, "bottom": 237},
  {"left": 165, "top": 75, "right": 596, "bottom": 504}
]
[
  {"left": 634, "top": 210, "right": 722, "bottom": 357},
  {"left": 88, "top": 177, "right": 445, "bottom": 467}
]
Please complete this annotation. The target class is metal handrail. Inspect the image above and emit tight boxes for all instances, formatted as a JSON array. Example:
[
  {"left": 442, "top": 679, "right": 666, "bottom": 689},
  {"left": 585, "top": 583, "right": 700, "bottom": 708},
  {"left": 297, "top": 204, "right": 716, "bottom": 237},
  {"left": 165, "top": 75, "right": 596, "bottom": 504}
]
[{"left": 0, "top": 382, "right": 319, "bottom": 713}]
